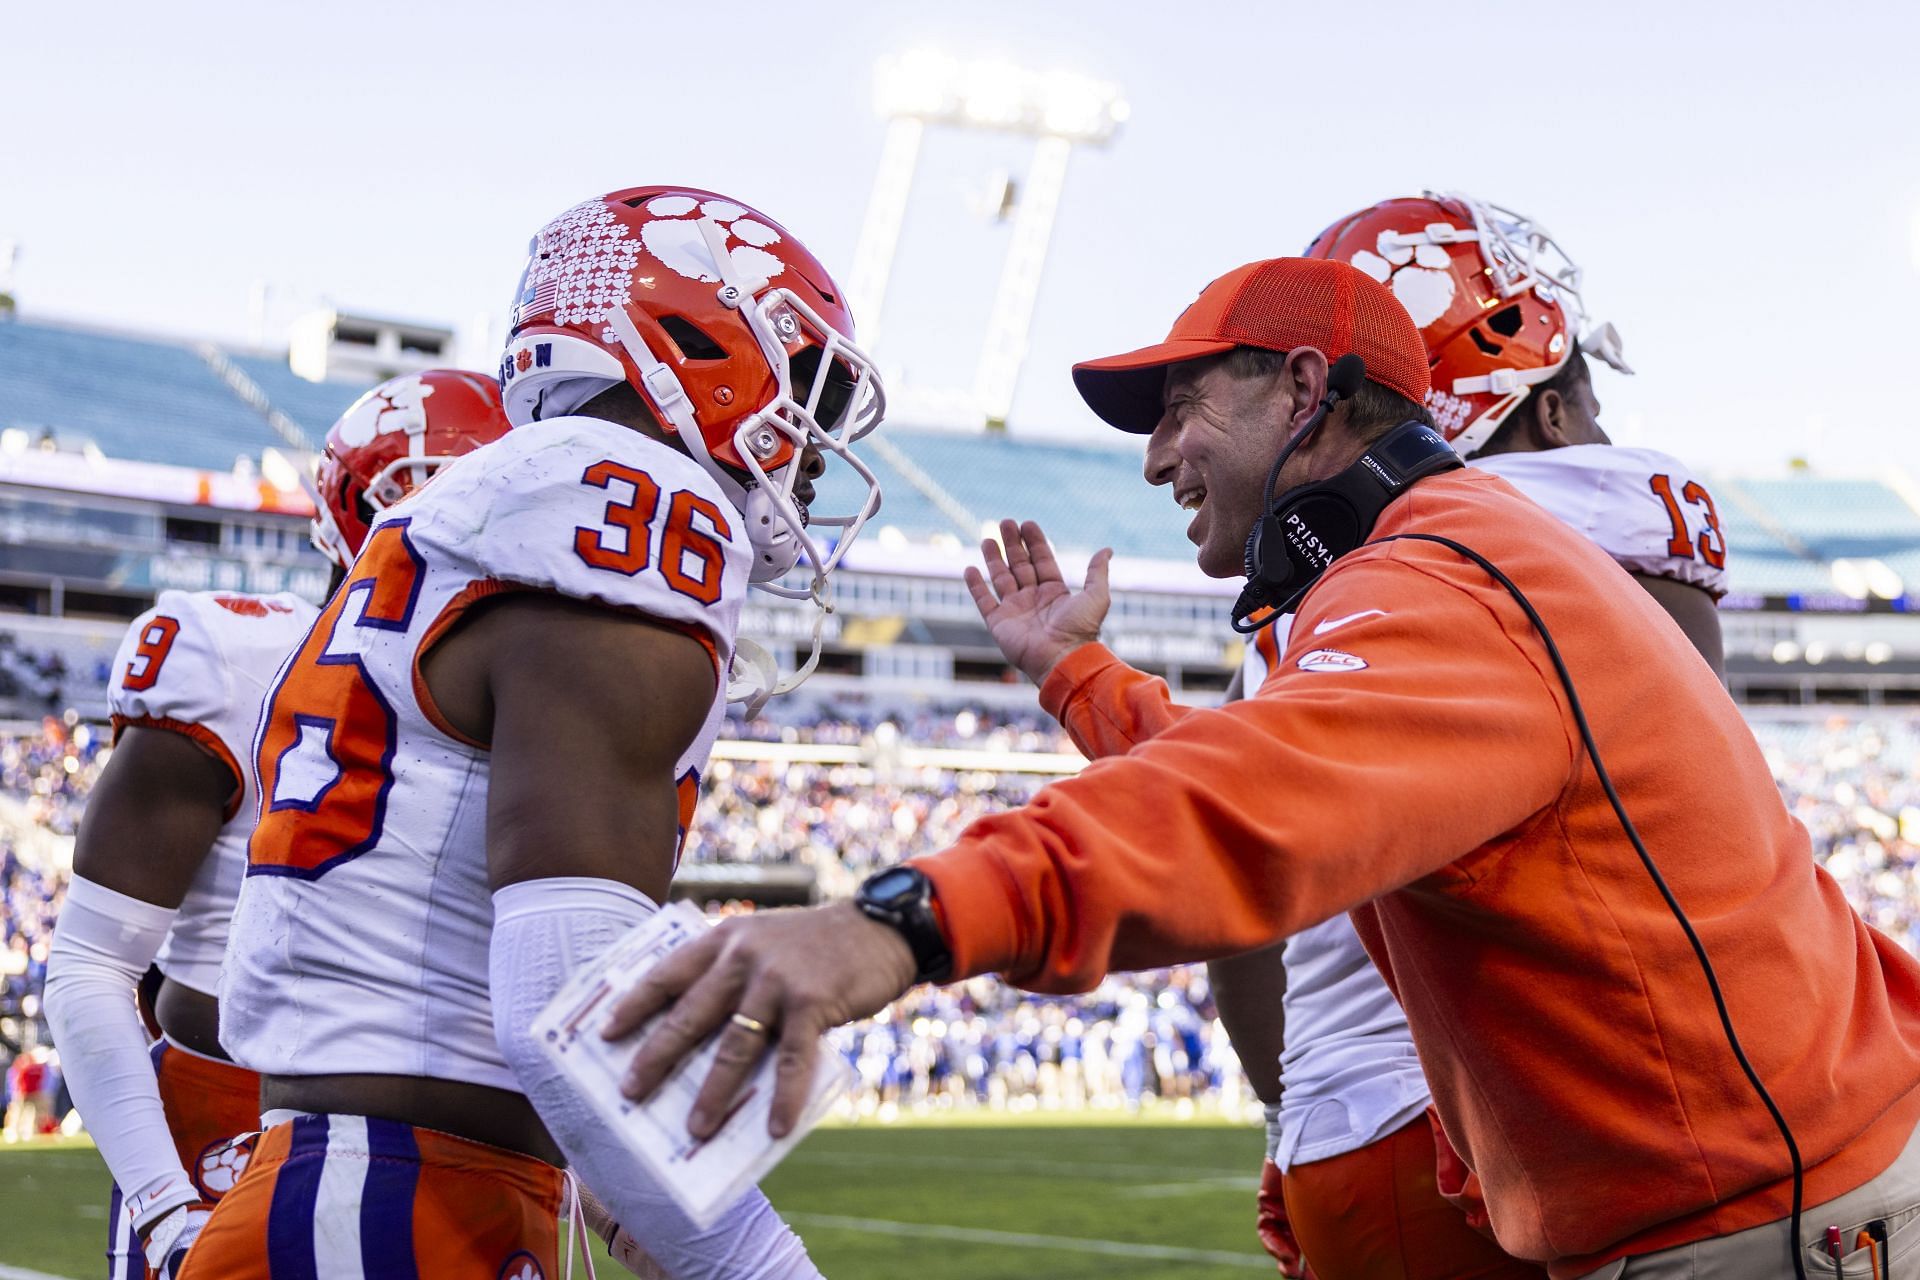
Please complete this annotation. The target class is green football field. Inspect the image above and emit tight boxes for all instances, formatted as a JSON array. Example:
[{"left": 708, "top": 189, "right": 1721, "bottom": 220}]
[{"left": 0, "top": 1116, "right": 1273, "bottom": 1279}]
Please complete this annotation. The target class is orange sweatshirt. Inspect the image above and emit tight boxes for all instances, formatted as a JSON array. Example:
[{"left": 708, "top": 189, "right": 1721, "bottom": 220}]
[{"left": 916, "top": 468, "right": 1920, "bottom": 1275}]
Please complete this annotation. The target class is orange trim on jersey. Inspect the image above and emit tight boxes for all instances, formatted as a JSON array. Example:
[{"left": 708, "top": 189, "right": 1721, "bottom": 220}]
[
  {"left": 1254, "top": 620, "right": 1283, "bottom": 668},
  {"left": 654, "top": 614, "right": 720, "bottom": 677},
  {"left": 411, "top": 581, "right": 724, "bottom": 750},
  {"left": 412, "top": 579, "right": 533, "bottom": 749},
  {"left": 110, "top": 714, "right": 245, "bottom": 821}
]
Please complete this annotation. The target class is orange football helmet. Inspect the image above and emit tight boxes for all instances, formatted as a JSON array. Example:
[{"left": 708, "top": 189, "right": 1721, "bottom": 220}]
[
  {"left": 497, "top": 186, "right": 885, "bottom": 595},
  {"left": 308, "top": 369, "right": 513, "bottom": 568},
  {"left": 1304, "top": 192, "right": 1632, "bottom": 456}
]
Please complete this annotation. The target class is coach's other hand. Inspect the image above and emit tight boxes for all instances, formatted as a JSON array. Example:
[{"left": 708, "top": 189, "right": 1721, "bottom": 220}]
[
  {"left": 605, "top": 902, "right": 916, "bottom": 1139},
  {"left": 965, "top": 519, "right": 1112, "bottom": 686}
]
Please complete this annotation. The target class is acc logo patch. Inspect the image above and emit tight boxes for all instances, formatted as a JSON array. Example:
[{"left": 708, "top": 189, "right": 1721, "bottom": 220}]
[
  {"left": 1296, "top": 648, "right": 1368, "bottom": 673},
  {"left": 192, "top": 1131, "right": 258, "bottom": 1200},
  {"left": 497, "top": 1252, "right": 546, "bottom": 1280}
]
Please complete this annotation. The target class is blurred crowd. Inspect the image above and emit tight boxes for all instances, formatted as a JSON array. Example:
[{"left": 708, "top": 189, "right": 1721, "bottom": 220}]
[
  {"left": 2, "top": 708, "right": 1920, "bottom": 1131},
  {"left": 0, "top": 634, "right": 104, "bottom": 716},
  {"left": 1751, "top": 717, "right": 1920, "bottom": 955},
  {"left": 2, "top": 717, "right": 103, "bottom": 1138}
]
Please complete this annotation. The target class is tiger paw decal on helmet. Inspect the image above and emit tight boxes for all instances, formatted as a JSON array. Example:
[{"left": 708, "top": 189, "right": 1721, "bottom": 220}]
[
  {"left": 636, "top": 194, "right": 787, "bottom": 287},
  {"left": 1347, "top": 237, "right": 1458, "bottom": 330},
  {"left": 1305, "top": 191, "right": 1622, "bottom": 457}
]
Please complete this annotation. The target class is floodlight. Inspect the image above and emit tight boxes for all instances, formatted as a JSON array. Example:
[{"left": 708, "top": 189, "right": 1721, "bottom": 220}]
[{"left": 853, "top": 49, "right": 1129, "bottom": 431}]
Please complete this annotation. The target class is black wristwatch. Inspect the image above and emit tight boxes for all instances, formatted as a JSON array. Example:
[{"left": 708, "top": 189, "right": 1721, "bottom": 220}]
[{"left": 854, "top": 866, "right": 953, "bottom": 984}]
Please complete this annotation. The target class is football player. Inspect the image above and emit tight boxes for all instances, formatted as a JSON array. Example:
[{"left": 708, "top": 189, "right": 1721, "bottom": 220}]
[
  {"left": 1216, "top": 192, "right": 1726, "bottom": 1278},
  {"left": 187, "top": 188, "right": 884, "bottom": 1279},
  {"left": 44, "top": 369, "right": 511, "bottom": 1278}
]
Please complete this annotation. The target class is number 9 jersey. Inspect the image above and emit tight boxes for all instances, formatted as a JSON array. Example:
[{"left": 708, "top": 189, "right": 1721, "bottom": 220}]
[
  {"left": 220, "top": 416, "right": 750, "bottom": 1090},
  {"left": 109, "top": 590, "right": 319, "bottom": 997}
]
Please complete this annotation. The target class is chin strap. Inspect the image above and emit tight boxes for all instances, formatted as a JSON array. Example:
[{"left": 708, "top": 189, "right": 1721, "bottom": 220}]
[{"left": 727, "top": 575, "right": 832, "bottom": 718}]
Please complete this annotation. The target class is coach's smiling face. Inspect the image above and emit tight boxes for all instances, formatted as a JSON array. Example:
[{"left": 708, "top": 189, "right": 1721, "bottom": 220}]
[{"left": 1145, "top": 350, "right": 1337, "bottom": 579}]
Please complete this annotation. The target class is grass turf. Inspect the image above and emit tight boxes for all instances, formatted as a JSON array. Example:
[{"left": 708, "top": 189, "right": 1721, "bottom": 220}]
[{"left": 0, "top": 1117, "right": 1269, "bottom": 1279}]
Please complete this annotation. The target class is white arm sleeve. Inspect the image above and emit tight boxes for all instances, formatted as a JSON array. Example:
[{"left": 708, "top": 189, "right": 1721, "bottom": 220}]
[
  {"left": 44, "top": 875, "right": 200, "bottom": 1230},
  {"left": 489, "top": 877, "right": 820, "bottom": 1280}
]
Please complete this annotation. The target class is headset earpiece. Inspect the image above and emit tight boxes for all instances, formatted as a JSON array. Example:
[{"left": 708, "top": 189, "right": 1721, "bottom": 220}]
[{"left": 1232, "top": 420, "right": 1461, "bottom": 632}]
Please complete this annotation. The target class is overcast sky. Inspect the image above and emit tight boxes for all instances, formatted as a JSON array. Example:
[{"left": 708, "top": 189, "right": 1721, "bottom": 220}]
[{"left": 4, "top": 0, "right": 1916, "bottom": 473}]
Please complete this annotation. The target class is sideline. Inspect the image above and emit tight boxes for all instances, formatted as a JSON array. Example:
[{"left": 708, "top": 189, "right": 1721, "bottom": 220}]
[
  {"left": 787, "top": 1147, "right": 1246, "bottom": 1181},
  {"left": 785, "top": 1212, "right": 1274, "bottom": 1269},
  {"left": 0, "top": 1264, "right": 80, "bottom": 1280}
]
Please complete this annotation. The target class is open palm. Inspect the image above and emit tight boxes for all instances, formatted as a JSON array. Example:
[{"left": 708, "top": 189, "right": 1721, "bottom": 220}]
[{"left": 964, "top": 519, "right": 1113, "bottom": 685}]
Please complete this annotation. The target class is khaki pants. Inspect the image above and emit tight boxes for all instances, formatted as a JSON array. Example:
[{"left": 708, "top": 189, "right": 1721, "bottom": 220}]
[{"left": 1578, "top": 1120, "right": 1920, "bottom": 1279}]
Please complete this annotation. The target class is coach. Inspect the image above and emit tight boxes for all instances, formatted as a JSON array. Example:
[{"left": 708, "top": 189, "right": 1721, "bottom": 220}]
[{"left": 612, "top": 258, "right": 1920, "bottom": 1278}]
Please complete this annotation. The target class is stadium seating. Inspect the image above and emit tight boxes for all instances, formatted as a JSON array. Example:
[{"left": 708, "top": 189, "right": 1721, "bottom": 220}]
[
  {"left": 1735, "top": 475, "right": 1920, "bottom": 593},
  {"left": 224, "top": 352, "right": 374, "bottom": 441},
  {"left": 0, "top": 321, "right": 286, "bottom": 472},
  {"left": 882, "top": 430, "right": 1190, "bottom": 560},
  {"left": 10, "top": 316, "right": 1920, "bottom": 600},
  {"left": 1708, "top": 488, "right": 1842, "bottom": 596},
  {"left": 811, "top": 437, "right": 956, "bottom": 543}
]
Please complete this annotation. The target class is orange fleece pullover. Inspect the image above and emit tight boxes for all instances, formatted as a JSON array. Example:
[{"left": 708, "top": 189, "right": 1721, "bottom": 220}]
[{"left": 915, "top": 468, "right": 1920, "bottom": 1274}]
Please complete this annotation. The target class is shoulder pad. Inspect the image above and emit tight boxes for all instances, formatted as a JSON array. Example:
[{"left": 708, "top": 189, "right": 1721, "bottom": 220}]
[
  {"left": 1474, "top": 446, "right": 1728, "bottom": 597},
  {"left": 396, "top": 417, "right": 752, "bottom": 663}
]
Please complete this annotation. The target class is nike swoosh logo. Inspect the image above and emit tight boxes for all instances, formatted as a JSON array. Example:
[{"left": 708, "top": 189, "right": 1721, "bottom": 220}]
[{"left": 1313, "top": 609, "right": 1387, "bottom": 636}]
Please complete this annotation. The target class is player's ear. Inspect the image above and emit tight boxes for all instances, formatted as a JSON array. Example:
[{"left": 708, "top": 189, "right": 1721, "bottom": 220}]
[{"left": 1530, "top": 388, "right": 1575, "bottom": 450}]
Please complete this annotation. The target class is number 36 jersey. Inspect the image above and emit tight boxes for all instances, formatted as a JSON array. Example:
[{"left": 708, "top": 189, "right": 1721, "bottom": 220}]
[{"left": 221, "top": 415, "right": 750, "bottom": 1091}]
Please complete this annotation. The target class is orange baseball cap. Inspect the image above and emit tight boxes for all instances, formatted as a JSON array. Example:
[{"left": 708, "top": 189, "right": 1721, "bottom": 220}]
[{"left": 1072, "top": 257, "right": 1433, "bottom": 433}]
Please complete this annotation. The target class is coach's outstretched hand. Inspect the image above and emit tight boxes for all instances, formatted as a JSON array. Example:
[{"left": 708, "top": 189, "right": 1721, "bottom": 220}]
[
  {"left": 606, "top": 901, "right": 916, "bottom": 1140},
  {"left": 965, "top": 519, "right": 1112, "bottom": 686}
]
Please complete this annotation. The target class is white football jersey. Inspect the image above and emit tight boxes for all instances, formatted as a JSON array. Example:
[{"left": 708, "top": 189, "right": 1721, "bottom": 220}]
[
  {"left": 1241, "top": 443, "right": 1730, "bottom": 1167},
  {"left": 107, "top": 589, "right": 317, "bottom": 996},
  {"left": 1471, "top": 444, "right": 1729, "bottom": 597},
  {"left": 220, "top": 416, "right": 749, "bottom": 1090}
]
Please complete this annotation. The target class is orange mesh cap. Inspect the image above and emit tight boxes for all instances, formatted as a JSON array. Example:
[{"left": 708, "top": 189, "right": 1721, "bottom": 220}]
[{"left": 1072, "top": 257, "right": 1433, "bottom": 433}]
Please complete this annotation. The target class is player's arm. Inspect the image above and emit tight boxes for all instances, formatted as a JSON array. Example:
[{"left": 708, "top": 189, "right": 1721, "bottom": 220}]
[
  {"left": 1202, "top": 684, "right": 1310, "bottom": 1274},
  {"left": 44, "top": 727, "right": 234, "bottom": 1255},
  {"left": 1223, "top": 663, "right": 1246, "bottom": 703},
  {"left": 1630, "top": 573, "right": 1724, "bottom": 679},
  {"left": 1209, "top": 940, "right": 1286, "bottom": 1106},
  {"left": 453, "top": 594, "right": 819, "bottom": 1280},
  {"left": 46, "top": 597, "right": 242, "bottom": 1263},
  {"left": 1204, "top": 664, "right": 1285, "bottom": 1107}
]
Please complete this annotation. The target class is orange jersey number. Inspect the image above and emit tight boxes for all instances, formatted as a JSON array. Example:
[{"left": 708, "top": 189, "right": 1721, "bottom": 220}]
[
  {"left": 122, "top": 616, "right": 181, "bottom": 692},
  {"left": 574, "top": 461, "right": 732, "bottom": 601},
  {"left": 1649, "top": 474, "right": 1727, "bottom": 570},
  {"left": 249, "top": 521, "right": 424, "bottom": 880}
]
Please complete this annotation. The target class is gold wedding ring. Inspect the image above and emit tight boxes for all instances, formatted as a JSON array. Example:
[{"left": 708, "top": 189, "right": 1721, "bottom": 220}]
[{"left": 729, "top": 1012, "right": 771, "bottom": 1036}]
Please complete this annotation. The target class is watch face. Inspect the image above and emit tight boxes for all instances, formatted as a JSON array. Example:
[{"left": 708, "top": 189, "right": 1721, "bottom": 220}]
[{"left": 865, "top": 866, "right": 919, "bottom": 908}]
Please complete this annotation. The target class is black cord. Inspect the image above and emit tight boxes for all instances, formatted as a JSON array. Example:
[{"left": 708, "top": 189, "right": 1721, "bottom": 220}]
[{"left": 1374, "top": 533, "right": 1807, "bottom": 1280}]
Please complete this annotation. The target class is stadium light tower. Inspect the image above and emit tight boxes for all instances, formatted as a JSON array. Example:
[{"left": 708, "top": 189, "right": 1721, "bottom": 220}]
[
  {"left": 0, "top": 239, "right": 18, "bottom": 317},
  {"left": 849, "top": 50, "right": 1127, "bottom": 430}
]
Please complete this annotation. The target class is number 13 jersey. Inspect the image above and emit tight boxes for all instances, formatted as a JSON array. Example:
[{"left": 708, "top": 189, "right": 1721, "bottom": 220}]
[{"left": 221, "top": 416, "right": 751, "bottom": 1090}]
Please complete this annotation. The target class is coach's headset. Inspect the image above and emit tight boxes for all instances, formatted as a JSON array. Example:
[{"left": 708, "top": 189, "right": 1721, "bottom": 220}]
[{"left": 1232, "top": 353, "right": 1811, "bottom": 1280}]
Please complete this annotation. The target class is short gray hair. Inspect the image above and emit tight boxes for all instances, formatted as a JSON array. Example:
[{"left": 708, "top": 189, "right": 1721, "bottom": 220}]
[{"left": 1214, "top": 345, "right": 1433, "bottom": 441}]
